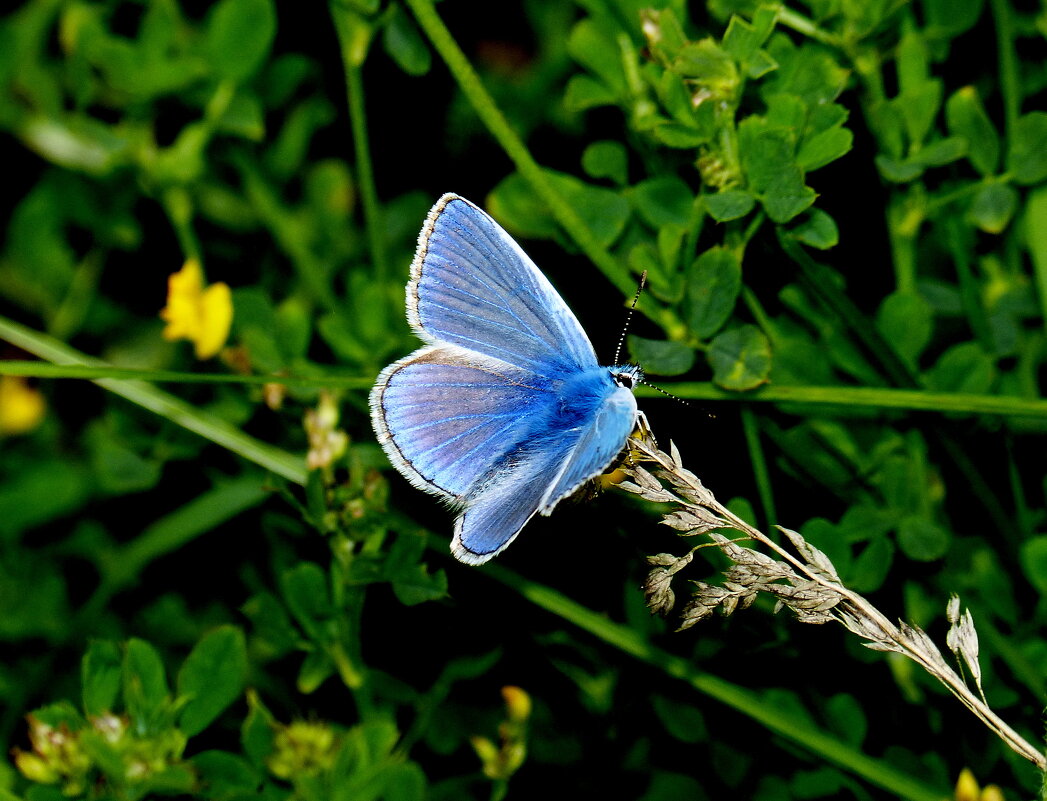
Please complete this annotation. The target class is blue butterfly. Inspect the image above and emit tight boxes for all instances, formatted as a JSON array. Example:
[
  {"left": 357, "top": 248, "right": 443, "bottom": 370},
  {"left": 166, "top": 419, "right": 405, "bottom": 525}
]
[{"left": 370, "top": 193, "right": 642, "bottom": 564}]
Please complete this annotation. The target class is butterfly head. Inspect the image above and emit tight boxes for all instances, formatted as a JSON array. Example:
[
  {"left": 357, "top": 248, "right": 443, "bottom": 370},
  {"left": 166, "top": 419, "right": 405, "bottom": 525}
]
[{"left": 611, "top": 364, "right": 644, "bottom": 391}]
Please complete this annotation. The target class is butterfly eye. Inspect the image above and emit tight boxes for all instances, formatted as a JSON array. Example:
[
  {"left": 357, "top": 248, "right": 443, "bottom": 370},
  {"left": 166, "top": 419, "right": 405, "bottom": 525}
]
[{"left": 614, "top": 372, "right": 634, "bottom": 389}]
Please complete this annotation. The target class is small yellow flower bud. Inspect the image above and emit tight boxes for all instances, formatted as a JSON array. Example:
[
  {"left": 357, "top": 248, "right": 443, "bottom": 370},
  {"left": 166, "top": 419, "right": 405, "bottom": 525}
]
[
  {"left": 954, "top": 768, "right": 980, "bottom": 801},
  {"left": 14, "top": 751, "right": 60, "bottom": 784},
  {"left": 469, "top": 736, "right": 500, "bottom": 778},
  {"left": 980, "top": 786, "right": 1006, "bottom": 801},
  {"left": 501, "top": 686, "right": 531, "bottom": 723}
]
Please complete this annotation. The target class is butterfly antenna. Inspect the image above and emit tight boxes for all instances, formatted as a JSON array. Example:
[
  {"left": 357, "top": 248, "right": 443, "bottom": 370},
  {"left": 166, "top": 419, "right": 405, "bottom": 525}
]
[
  {"left": 640, "top": 377, "right": 691, "bottom": 406},
  {"left": 613, "top": 271, "right": 647, "bottom": 366}
]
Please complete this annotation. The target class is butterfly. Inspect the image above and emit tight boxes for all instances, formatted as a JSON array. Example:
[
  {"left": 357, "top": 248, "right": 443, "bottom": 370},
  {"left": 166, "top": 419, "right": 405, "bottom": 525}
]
[{"left": 370, "top": 193, "right": 642, "bottom": 565}]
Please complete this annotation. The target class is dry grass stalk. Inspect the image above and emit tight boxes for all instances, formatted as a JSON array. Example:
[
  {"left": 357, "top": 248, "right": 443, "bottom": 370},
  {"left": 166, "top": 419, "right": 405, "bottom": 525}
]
[{"left": 617, "top": 432, "right": 1045, "bottom": 770}]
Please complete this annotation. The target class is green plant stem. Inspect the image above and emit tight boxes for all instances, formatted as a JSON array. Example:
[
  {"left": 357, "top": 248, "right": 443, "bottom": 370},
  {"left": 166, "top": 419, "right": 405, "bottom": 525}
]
[
  {"left": 88, "top": 478, "right": 270, "bottom": 615},
  {"left": 943, "top": 215, "right": 994, "bottom": 349},
  {"left": 403, "top": 0, "right": 682, "bottom": 339},
  {"left": 887, "top": 193, "right": 919, "bottom": 295},
  {"left": 740, "top": 405, "right": 776, "bottom": 529},
  {"left": 0, "top": 316, "right": 307, "bottom": 485},
  {"left": 237, "top": 156, "right": 339, "bottom": 312},
  {"left": 330, "top": 4, "right": 388, "bottom": 288},
  {"left": 484, "top": 564, "right": 945, "bottom": 801},
  {"left": 48, "top": 247, "right": 103, "bottom": 341},
  {"left": 6, "top": 359, "right": 1047, "bottom": 420},
  {"left": 0, "top": 360, "right": 372, "bottom": 389},
  {"left": 988, "top": 0, "right": 1021, "bottom": 141},
  {"left": 642, "top": 381, "right": 1047, "bottom": 419},
  {"left": 776, "top": 6, "right": 843, "bottom": 48}
]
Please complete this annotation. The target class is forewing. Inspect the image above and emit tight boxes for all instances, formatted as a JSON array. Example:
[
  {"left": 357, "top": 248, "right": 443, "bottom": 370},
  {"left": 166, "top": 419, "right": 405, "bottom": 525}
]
[
  {"left": 408, "top": 193, "right": 598, "bottom": 377},
  {"left": 370, "top": 345, "right": 551, "bottom": 500}
]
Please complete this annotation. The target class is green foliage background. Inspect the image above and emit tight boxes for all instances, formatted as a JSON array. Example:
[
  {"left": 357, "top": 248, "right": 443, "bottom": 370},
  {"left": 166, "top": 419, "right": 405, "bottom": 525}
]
[{"left": 1, "top": 0, "right": 1046, "bottom": 799}]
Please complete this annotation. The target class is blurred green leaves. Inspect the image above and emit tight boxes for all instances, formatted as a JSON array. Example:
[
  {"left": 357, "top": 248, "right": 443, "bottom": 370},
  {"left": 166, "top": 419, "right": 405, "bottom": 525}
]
[{"left": 2, "top": 0, "right": 1047, "bottom": 798}]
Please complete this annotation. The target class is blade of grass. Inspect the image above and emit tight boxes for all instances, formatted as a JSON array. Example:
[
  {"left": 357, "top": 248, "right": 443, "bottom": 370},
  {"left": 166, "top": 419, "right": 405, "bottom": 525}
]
[
  {"left": 740, "top": 404, "right": 777, "bottom": 530},
  {"left": 0, "top": 360, "right": 371, "bottom": 389},
  {"left": 483, "top": 563, "right": 946, "bottom": 801},
  {"left": 6, "top": 358, "right": 1045, "bottom": 419},
  {"left": 0, "top": 315, "right": 308, "bottom": 485},
  {"left": 329, "top": 3, "right": 388, "bottom": 290},
  {"left": 403, "top": 0, "right": 683, "bottom": 339}
]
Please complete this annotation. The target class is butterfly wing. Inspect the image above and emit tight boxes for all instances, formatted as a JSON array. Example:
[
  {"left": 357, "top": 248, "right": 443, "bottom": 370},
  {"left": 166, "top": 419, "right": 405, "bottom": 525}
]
[
  {"left": 407, "top": 194, "right": 599, "bottom": 377},
  {"left": 370, "top": 344, "right": 552, "bottom": 501},
  {"left": 538, "top": 379, "right": 638, "bottom": 513},
  {"left": 452, "top": 374, "right": 638, "bottom": 565}
]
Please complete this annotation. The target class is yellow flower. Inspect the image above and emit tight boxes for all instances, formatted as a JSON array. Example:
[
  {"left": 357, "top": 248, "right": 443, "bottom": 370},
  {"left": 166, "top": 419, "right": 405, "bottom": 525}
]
[
  {"left": 160, "top": 259, "right": 233, "bottom": 359},
  {"left": 0, "top": 376, "right": 46, "bottom": 435},
  {"left": 955, "top": 768, "right": 1007, "bottom": 801}
]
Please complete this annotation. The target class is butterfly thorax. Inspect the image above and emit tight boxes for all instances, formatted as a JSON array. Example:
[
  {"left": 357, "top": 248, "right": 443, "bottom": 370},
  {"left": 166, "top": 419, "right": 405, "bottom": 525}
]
[{"left": 543, "top": 365, "right": 638, "bottom": 433}]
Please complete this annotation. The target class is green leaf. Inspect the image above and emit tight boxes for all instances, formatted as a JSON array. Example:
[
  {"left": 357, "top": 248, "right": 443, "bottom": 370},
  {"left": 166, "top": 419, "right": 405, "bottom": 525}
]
[
  {"left": 567, "top": 19, "right": 626, "bottom": 97},
  {"left": 241, "top": 693, "right": 276, "bottom": 767},
  {"left": 651, "top": 695, "right": 706, "bottom": 743},
  {"left": 86, "top": 423, "right": 162, "bottom": 494},
  {"left": 705, "top": 189, "right": 755, "bottom": 222},
  {"left": 630, "top": 177, "right": 693, "bottom": 228},
  {"left": 849, "top": 536, "right": 894, "bottom": 592},
  {"left": 911, "top": 136, "right": 967, "bottom": 167},
  {"left": 896, "top": 516, "right": 950, "bottom": 561},
  {"left": 967, "top": 182, "right": 1018, "bottom": 234},
  {"left": 177, "top": 626, "right": 248, "bottom": 737},
  {"left": 924, "top": 342, "right": 995, "bottom": 394},
  {"left": 651, "top": 121, "right": 710, "bottom": 148},
  {"left": 205, "top": 0, "right": 276, "bottom": 81},
  {"left": 381, "top": 762, "right": 427, "bottom": 801},
  {"left": 1019, "top": 535, "right": 1047, "bottom": 595},
  {"left": 875, "top": 154, "right": 924, "bottom": 183},
  {"left": 683, "top": 246, "right": 742, "bottom": 338},
  {"left": 0, "top": 459, "right": 91, "bottom": 539},
  {"left": 800, "top": 518, "right": 852, "bottom": 577},
  {"left": 191, "top": 751, "right": 260, "bottom": 796},
  {"left": 761, "top": 35, "right": 848, "bottom": 107},
  {"left": 673, "top": 38, "right": 738, "bottom": 90},
  {"left": 82, "top": 640, "right": 122, "bottom": 717},
  {"left": 241, "top": 592, "right": 298, "bottom": 655},
  {"left": 298, "top": 650, "right": 335, "bottom": 694},
  {"left": 945, "top": 86, "right": 999, "bottom": 175},
  {"left": 281, "top": 562, "right": 333, "bottom": 638},
  {"left": 386, "top": 534, "right": 448, "bottom": 606},
  {"left": 382, "top": 5, "right": 430, "bottom": 76},
  {"left": 215, "top": 91, "right": 265, "bottom": 141},
  {"left": 738, "top": 118, "right": 817, "bottom": 222},
  {"left": 1007, "top": 112, "right": 1047, "bottom": 185},
  {"left": 825, "top": 693, "right": 867, "bottom": 747},
  {"left": 789, "top": 208, "right": 838, "bottom": 250},
  {"left": 875, "top": 292, "right": 933, "bottom": 365},
  {"left": 923, "top": 0, "right": 985, "bottom": 38},
  {"left": 797, "top": 126, "right": 853, "bottom": 171},
  {"left": 488, "top": 171, "right": 629, "bottom": 248},
  {"left": 122, "top": 638, "right": 170, "bottom": 724},
  {"left": 641, "top": 771, "right": 705, "bottom": 801},
  {"left": 564, "top": 74, "right": 618, "bottom": 111},
  {"left": 627, "top": 336, "right": 695, "bottom": 376},
  {"left": 581, "top": 141, "right": 628, "bottom": 185},
  {"left": 707, "top": 325, "right": 772, "bottom": 390},
  {"left": 894, "top": 35, "right": 940, "bottom": 146}
]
